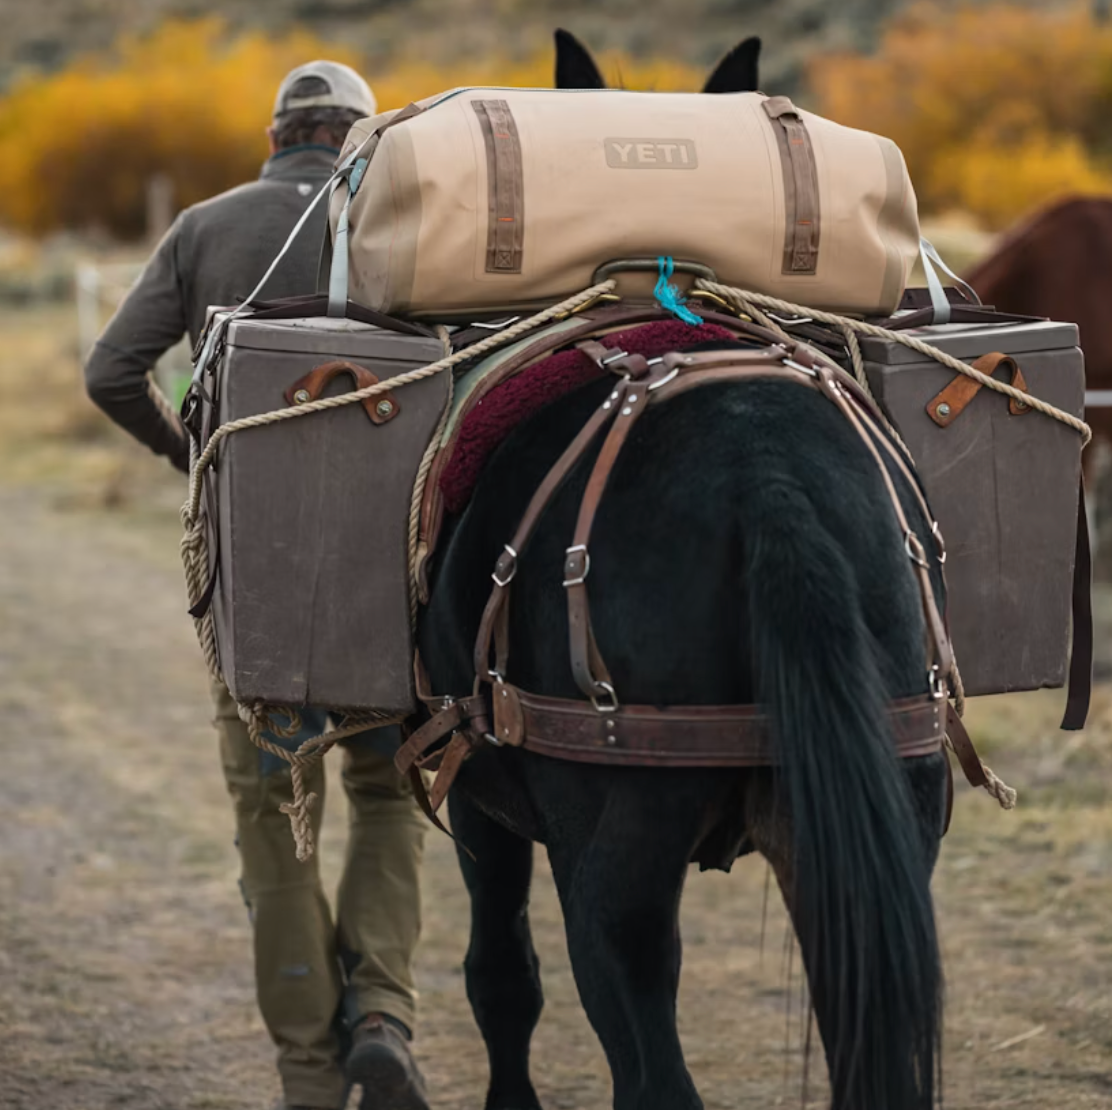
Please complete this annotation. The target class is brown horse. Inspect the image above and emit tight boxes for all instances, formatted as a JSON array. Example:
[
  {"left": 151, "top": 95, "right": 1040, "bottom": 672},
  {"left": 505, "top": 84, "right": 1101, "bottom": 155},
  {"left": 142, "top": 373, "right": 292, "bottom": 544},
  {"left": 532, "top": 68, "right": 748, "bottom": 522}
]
[{"left": 966, "top": 196, "right": 1112, "bottom": 471}]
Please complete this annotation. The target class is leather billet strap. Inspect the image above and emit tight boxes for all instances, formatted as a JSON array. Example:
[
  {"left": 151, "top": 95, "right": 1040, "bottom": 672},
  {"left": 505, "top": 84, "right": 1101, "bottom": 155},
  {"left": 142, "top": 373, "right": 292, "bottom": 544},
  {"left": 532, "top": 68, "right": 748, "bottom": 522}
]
[
  {"left": 563, "top": 346, "right": 663, "bottom": 701},
  {"left": 395, "top": 693, "right": 489, "bottom": 775},
  {"left": 472, "top": 348, "right": 657, "bottom": 685}
]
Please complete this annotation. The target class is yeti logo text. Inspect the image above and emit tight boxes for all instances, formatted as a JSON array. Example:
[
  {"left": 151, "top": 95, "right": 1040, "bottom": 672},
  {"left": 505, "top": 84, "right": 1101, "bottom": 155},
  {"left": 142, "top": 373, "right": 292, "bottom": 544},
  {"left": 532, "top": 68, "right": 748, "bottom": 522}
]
[{"left": 605, "top": 138, "right": 698, "bottom": 169}]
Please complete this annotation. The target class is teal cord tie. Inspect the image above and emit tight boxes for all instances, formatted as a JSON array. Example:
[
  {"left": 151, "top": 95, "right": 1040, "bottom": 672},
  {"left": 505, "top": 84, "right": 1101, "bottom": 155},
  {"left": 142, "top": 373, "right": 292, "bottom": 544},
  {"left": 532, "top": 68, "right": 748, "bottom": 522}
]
[{"left": 653, "top": 256, "right": 704, "bottom": 326}]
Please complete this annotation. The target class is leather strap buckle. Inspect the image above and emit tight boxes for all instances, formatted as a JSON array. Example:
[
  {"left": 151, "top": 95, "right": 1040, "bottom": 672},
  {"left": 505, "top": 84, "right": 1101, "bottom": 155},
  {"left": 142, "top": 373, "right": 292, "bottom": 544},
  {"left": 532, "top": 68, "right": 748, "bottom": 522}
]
[
  {"left": 931, "top": 521, "right": 947, "bottom": 565},
  {"left": 928, "top": 664, "right": 947, "bottom": 701},
  {"left": 599, "top": 348, "right": 630, "bottom": 367},
  {"left": 491, "top": 544, "right": 518, "bottom": 587},
  {"left": 904, "top": 530, "right": 931, "bottom": 570},
  {"left": 590, "top": 680, "right": 619, "bottom": 714},
  {"left": 563, "top": 545, "right": 590, "bottom": 587}
]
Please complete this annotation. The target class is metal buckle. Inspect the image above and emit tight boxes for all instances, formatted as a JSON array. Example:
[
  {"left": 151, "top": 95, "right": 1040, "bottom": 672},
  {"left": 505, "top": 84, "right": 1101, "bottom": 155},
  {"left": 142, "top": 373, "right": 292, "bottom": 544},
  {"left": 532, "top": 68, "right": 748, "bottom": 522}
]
[
  {"left": 483, "top": 672, "right": 505, "bottom": 745},
  {"left": 483, "top": 673, "right": 510, "bottom": 745},
  {"left": 491, "top": 544, "right": 518, "bottom": 587},
  {"left": 647, "top": 366, "right": 681, "bottom": 392},
  {"left": 563, "top": 545, "right": 590, "bottom": 587},
  {"left": 782, "top": 357, "right": 818, "bottom": 378},
  {"left": 469, "top": 315, "right": 522, "bottom": 331},
  {"left": 931, "top": 521, "right": 947, "bottom": 565},
  {"left": 600, "top": 349, "right": 630, "bottom": 367},
  {"left": 904, "top": 530, "right": 931, "bottom": 570},
  {"left": 590, "top": 681, "right": 619, "bottom": 714},
  {"left": 928, "top": 665, "right": 947, "bottom": 701},
  {"left": 768, "top": 312, "right": 814, "bottom": 327}
]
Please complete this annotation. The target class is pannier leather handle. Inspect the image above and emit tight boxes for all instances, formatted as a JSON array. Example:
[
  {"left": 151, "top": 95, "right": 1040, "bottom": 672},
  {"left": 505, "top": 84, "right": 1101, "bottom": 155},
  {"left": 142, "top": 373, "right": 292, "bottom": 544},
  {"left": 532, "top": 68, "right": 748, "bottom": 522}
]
[
  {"left": 926, "top": 351, "right": 1031, "bottom": 427},
  {"left": 284, "top": 360, "right": 401, "bottom": 425},
  {"left": 592, "top": 258, "right": 718, "bottom": 284}
]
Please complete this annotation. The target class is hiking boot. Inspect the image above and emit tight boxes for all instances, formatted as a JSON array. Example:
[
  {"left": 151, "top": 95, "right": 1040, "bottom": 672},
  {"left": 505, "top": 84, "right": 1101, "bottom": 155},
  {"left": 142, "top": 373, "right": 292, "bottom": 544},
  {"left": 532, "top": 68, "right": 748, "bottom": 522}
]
[{"left": 346, "top": 1014, "right": 430, "bottom": 1110}]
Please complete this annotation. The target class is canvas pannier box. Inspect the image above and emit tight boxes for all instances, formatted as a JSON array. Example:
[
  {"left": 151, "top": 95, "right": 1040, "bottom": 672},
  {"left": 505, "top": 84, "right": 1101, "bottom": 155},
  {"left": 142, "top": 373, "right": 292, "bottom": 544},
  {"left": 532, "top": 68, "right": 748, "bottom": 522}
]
[
  {"left": 196, "top": 310, "right": 448, "bottom": 713},
  {"left": 861, "top": 316, "right": 1085, "bottom": 697},
  {"left": 332, "top": 88, "right": 921, "bottom": 319}
]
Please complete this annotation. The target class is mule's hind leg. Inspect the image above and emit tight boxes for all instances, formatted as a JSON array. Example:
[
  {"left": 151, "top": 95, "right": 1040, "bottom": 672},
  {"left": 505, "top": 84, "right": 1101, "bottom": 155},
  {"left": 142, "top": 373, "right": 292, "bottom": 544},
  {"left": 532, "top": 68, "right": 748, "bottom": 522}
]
[
  {"left": 450, "top": 790, "right": 544, "bottom": 1110},
  {"left": 544, "top": 771, "right": 715, "bottom": 1110}
]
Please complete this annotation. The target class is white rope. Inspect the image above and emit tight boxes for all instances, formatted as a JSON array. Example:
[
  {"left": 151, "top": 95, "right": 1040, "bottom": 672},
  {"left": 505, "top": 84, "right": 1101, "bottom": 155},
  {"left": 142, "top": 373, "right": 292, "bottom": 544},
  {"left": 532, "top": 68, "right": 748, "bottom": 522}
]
[{"left": 697, "top": 281, "right": 1092, "bottom": 446}]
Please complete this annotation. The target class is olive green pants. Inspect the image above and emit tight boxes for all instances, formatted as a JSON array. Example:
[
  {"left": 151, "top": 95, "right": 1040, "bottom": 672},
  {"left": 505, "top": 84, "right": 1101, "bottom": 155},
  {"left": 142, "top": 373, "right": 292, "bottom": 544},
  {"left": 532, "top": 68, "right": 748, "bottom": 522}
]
[{"left": 213, "top": 682, "right": 426, "bottom": 1109}]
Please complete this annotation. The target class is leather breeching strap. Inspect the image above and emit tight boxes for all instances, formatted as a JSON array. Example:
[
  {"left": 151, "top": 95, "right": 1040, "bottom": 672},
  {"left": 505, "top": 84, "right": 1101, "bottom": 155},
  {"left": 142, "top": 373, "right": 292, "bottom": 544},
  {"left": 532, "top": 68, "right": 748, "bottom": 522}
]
[{"left": 401, "top": 340, "right": 989, "bottom": 813}]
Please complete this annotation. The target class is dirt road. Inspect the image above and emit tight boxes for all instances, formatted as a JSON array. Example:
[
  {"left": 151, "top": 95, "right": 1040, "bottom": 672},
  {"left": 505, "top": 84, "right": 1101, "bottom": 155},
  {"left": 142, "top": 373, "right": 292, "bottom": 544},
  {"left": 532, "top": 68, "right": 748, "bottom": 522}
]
[{"left": 1, "top": 475, "right": 1110, "bottom": 1110}]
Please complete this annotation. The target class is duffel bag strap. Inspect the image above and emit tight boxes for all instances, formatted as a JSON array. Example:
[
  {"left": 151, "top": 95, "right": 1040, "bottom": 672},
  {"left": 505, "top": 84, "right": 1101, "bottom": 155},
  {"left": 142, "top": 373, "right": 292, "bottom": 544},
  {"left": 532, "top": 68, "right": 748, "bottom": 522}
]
[{"left": 326, "top": 102, "right": 426, "bottom": 318}]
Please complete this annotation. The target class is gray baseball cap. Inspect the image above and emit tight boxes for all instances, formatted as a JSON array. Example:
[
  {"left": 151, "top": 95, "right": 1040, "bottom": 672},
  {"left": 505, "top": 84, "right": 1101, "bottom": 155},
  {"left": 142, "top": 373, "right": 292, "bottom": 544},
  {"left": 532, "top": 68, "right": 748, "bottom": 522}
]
[{"left": 273, "top": 61, "right": 377, "bottom": 119}]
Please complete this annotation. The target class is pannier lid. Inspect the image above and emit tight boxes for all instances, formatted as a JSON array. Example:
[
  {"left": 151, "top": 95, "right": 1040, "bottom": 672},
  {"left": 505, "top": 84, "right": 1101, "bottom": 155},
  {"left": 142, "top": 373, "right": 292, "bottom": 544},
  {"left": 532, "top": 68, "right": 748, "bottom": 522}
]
[
  {"left": 226, "top": 314, "right": 444, "bottom": 363},
  {"left": 859, "top": 318, "right": 1079, "bottom": 365}
]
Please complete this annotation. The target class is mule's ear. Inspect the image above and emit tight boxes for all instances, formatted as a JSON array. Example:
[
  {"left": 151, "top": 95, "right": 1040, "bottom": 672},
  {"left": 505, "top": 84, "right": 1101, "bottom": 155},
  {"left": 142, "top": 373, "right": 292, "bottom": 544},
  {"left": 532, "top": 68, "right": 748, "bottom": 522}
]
[
  {"left": 554, "top": 29, "right": 607, "bottom": 89},
  {"left": 702, "top": 36, "right": 761, "bottom": 93}
]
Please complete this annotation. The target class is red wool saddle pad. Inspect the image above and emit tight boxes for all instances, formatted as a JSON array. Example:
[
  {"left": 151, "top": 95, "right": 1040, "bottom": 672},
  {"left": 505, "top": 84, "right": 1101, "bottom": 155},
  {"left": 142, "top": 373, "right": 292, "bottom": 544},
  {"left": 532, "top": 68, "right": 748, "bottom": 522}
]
[{"left": 438, "top": 319, "right": 741, "bottom": 514}]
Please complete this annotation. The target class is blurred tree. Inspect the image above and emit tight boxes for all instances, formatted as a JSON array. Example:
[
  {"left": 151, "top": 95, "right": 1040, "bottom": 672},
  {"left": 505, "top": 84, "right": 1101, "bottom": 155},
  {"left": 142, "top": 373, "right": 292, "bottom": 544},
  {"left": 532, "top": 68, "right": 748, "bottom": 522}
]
[
  {"left": 0, "top": 18, "right": 703, "bottom": 240},
  {"left": 0, "top": 19, "right": 361, "bottom": 238},
  {"left": 810, "top": 3, "right": 1112, "bottom": 229}
]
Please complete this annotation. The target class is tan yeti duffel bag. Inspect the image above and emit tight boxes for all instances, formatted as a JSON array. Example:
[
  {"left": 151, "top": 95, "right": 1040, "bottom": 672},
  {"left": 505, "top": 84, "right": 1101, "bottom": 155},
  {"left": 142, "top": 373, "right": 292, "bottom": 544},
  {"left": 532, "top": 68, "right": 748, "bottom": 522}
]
[{"left": 330, "top": 87, "right": 920, "bottom": 319}]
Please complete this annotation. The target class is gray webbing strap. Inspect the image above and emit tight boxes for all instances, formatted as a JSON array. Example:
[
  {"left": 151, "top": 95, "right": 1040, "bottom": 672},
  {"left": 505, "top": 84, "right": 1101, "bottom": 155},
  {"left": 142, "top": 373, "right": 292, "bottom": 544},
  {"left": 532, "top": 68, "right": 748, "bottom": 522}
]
[
  {"left": 918, "top": 237, "right": 982, "bottom": 326},
  {"left": 326, "top": 103, "right": 425, "bottom": 316},
  {"left": 327, "top": 158, "right": 368, "bottom": 317}
]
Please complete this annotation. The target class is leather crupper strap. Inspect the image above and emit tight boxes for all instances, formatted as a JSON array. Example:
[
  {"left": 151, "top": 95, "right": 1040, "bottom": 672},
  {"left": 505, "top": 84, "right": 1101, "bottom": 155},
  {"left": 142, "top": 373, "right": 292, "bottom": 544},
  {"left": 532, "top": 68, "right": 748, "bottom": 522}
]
[{"left": 400, "top": 341, "right": 994, "bottom": 814}]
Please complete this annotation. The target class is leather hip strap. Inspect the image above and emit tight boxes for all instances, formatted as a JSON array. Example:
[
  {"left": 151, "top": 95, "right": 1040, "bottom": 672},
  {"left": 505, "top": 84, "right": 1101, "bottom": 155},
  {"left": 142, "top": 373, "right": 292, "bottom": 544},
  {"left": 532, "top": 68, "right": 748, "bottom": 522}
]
[{"left": 517, "top": 688, "right": 945, "bottom": 766}]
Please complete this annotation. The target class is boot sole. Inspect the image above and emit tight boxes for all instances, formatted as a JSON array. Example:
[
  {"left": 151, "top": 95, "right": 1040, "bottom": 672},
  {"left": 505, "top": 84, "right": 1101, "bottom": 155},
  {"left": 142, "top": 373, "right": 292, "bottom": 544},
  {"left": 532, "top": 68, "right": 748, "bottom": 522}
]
[{"left": 346, "top": 1041, "right": 430, "bottom": 1110}]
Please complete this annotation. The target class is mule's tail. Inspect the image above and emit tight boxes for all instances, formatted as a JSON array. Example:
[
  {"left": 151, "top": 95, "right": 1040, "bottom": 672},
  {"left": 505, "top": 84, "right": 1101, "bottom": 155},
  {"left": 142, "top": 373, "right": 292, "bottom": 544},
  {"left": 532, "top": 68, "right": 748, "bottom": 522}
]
[{"left": 744, "top": 478, "right": 941, "bottom": 1110}]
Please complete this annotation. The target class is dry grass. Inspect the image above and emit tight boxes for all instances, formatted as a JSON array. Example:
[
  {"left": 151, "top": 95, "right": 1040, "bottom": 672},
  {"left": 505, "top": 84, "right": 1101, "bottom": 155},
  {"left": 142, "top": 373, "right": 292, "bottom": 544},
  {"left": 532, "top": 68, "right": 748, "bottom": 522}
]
[{"left": 0, "top": 301, "right": 186, "bottom": 516}]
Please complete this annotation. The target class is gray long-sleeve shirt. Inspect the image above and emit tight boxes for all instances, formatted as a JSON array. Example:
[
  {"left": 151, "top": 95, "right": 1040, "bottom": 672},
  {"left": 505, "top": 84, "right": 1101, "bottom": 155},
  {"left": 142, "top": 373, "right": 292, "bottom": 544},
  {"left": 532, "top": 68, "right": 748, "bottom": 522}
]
[{"left": 84, "top": 145, "right": 337, "bottom": 472}]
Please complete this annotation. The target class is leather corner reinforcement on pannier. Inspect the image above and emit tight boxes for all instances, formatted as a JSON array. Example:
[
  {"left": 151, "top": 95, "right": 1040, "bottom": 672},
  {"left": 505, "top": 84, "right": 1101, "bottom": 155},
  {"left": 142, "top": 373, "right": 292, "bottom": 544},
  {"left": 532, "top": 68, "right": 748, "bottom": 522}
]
[{"left": 473, "top": 99, "right": 525, "bottom": 274}]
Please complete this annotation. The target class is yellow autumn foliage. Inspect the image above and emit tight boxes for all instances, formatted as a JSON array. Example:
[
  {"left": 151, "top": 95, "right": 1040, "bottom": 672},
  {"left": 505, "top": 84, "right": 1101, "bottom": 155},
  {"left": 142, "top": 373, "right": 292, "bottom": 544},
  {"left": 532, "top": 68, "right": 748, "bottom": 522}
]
[
  {"left": 0, "top": 19, "right": 703, "bottom": 240},
  {"left": 810, "top": 3, "right": 1112, "bottom": 229}
]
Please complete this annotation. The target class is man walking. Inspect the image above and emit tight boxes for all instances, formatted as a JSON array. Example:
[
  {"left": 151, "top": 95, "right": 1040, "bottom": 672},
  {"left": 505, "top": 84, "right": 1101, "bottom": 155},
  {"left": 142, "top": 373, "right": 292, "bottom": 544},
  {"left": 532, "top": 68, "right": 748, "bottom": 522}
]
[{"left": 85, "top": 61, "right": 428, "bottom": 1110}]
